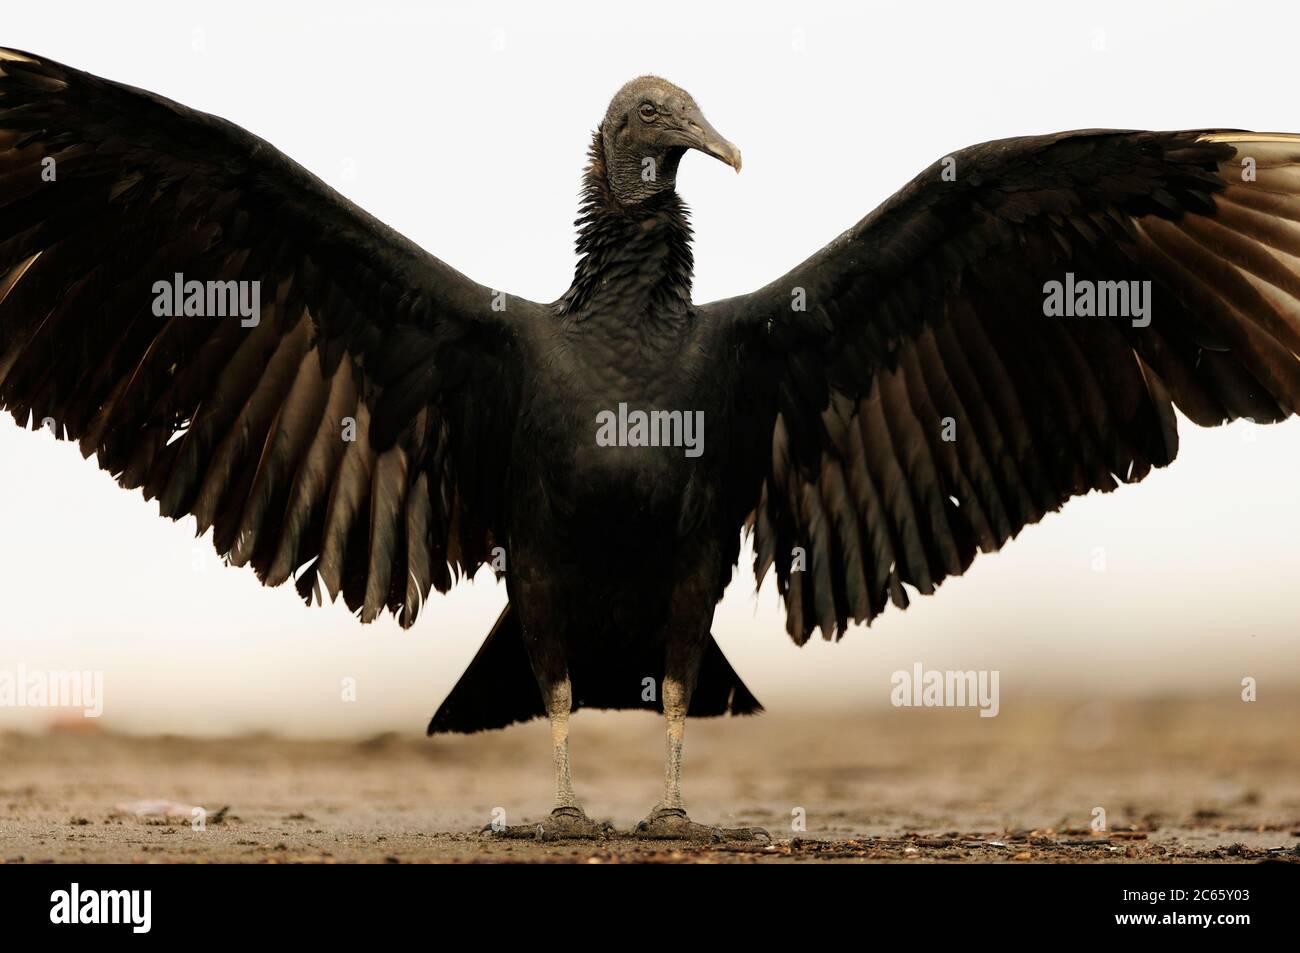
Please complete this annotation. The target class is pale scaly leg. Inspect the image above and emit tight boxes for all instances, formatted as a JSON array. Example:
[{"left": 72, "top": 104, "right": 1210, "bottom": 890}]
[
  {"left": 486, "top": 671, "right": 611, "bottom": 840},
  {"left": 634, "top": 645, "right": 769, "bottom": 843}
]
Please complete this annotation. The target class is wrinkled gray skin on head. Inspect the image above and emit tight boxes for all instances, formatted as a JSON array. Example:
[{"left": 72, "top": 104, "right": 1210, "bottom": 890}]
[{"left": 600, "top": 76, "right": 741, "bottom": 205}]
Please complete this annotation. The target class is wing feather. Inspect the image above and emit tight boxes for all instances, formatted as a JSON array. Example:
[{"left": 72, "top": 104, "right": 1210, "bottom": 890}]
[
  {"left": 0, "top": 49, "right": 528, "bottom": 628},
  {"left": 710, "top": 129, "right": 1300, "bottom": 641}
]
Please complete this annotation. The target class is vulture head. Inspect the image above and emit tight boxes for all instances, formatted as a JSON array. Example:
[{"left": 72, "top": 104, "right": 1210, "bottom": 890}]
[{"left": 599, "top": 75, "right": 741, "bottom": 204}]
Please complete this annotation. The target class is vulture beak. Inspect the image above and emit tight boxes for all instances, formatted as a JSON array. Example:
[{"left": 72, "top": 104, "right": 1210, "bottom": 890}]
[{"left": 683, "top": 108, "right": 742, "bottom": 172}]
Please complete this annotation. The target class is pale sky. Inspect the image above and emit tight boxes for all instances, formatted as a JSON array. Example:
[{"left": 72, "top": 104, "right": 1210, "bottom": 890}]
[{"left": 1, "top": 0, "right": 1297, "bottom": 736}]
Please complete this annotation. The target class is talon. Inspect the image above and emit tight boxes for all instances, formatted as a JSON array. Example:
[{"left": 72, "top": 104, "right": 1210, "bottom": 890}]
[
  {"left": 633, "top": 809, "right": 762, "bottom": 843},
  {"left": 485, "top": 807, "right": 612, "bottom": 841}
]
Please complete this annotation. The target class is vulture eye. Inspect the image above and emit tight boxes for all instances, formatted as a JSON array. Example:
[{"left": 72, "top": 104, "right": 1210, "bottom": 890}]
[{"left": 638, "top": 103, "right": 657, "bottom": 122}]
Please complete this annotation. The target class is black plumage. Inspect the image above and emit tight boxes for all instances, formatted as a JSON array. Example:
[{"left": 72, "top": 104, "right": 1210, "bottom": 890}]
[{"left": 4, "top": 53, "right": 1300, "bottom": 838}]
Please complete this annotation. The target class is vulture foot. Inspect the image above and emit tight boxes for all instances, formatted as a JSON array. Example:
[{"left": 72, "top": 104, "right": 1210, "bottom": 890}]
[
  {"left": 633, "top": 807, "right": 770, "bottom": 843},
  {"left": 482, "top": 806, "right": 614, "bottom": 841}
]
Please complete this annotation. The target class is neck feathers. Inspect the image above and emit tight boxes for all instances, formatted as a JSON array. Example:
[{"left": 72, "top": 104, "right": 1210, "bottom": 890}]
[{"left": 557, "top": 132, "right": 694, "bottom": 319}]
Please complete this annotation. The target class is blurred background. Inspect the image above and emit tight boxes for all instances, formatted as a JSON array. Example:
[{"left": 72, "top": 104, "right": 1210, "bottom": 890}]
[{"left": 1, "top": 0, "right": 1296, "bottom": 738}]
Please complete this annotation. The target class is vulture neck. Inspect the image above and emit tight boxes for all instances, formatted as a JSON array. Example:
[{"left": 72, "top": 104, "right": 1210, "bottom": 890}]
[{"left": 556, "top": 132, "right": 694, "bottom": 321}]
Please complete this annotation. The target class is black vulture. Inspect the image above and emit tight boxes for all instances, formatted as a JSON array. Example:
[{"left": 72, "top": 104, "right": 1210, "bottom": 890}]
[{"left": 3, "top": 52, "right": 1300, "bottom": 840}]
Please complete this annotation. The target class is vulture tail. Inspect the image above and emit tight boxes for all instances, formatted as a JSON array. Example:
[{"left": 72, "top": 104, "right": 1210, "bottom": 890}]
[
  {"left": 427, "top": 603, "right": 763, "bottom": 735},
  {"left": 427, "top": 604, "right": 543, "bottom": 735}
]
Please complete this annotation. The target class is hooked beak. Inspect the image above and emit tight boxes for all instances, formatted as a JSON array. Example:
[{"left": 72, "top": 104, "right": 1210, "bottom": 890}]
[{"left": 682, "top": 108, "right": 742, "bottom": 172}]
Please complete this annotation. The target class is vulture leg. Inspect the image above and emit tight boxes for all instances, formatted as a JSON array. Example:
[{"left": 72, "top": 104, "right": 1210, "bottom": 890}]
[
  {"left": 634, "top": 598, "right": 769, "bottom": 843},
  {"left": 488, "top": 654, "right": 611, "bottom": 840}
]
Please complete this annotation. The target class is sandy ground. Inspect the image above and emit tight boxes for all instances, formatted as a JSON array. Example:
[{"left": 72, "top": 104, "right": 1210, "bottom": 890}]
[{"left": 2, "top": 696, "right": 1299, "bottom": 863}]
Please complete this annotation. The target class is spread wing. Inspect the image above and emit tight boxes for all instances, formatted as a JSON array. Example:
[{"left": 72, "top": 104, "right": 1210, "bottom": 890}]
[
  {"left": 0, "top": 49, "right": 532, "bottom": 627},
  {"left": 705, "top": 129, "right": 1300, "bottom": 642}
]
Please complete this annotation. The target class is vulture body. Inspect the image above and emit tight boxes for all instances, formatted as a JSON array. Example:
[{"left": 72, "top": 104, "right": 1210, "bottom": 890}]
[{"left": 4, "top": 51, "right": 1300, "bottom": 839}]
